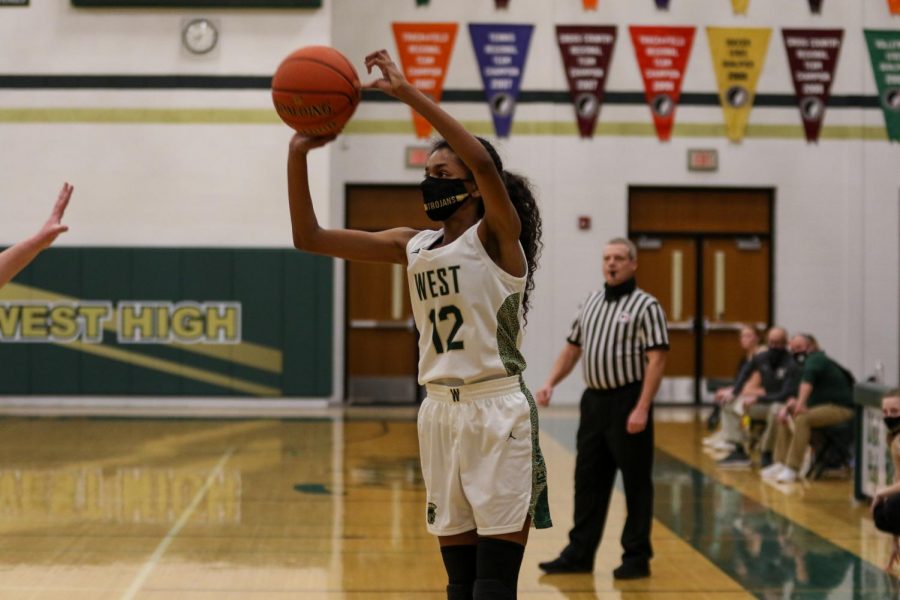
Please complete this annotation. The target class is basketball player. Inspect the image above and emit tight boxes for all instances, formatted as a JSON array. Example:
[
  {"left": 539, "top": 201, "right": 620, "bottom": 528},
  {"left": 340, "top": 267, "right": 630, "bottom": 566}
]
[
  {"left": 0, "top": 183, "right": 73, "bottom": 290},
  {"left": 286, "top": 49, "right": 549, "bottom": 599}
]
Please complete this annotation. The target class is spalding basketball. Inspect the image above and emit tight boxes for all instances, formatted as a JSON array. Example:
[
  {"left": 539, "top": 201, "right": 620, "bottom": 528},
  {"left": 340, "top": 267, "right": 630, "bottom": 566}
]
[{"left": 271, "top": 46, "right": 361, "bottom": 136}]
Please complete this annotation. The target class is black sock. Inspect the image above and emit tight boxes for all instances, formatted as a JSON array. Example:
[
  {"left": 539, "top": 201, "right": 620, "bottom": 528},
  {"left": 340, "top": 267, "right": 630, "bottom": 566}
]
[
  {"left": 476, "top": 538, "right": 525, "bottom": 595},
  {"left": 441, "top": 544, "right": 478, "bottom": 586}
]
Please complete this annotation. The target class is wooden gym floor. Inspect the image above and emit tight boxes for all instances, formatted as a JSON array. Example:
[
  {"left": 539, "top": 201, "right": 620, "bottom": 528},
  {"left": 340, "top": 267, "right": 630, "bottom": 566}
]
[{"left": 0, "top": 407, "right": 895, "bottom": 599}]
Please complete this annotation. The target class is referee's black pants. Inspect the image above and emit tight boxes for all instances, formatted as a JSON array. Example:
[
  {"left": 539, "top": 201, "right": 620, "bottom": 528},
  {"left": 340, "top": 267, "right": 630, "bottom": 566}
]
[{"left": 561, "top": 381, "right": 654, "bottom": 568}]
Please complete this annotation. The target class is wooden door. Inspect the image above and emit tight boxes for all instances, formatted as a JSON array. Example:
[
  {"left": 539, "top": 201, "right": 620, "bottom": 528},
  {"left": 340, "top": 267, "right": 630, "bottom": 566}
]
[
  {"left": 632, "top": 237, "right": 697, "bottom": 382},
  {"left": 346, "top": 185, "right": 431, "bottom": 403},
  {"left": 629, "top": 187, "right": 773, "bottom": 403},
  {"left": 701, "top": 237, "right": 769, "bottom": 379}
]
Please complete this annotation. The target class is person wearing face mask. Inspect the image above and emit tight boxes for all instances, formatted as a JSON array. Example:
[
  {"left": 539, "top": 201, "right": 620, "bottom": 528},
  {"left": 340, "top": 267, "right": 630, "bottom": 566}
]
[
  {"left": 766, "top": 333, "right": 855, "bottom": 483},
  {"left": 535, "top": 238, "right": 669, "bottom": 580},
  {"left": 716, "top": 327, "right": 803, "bottom": 469},
  {"left": 287, "top": 49, "right": 548, "bottom": 600},
  {"left": 872, "top": 390, "right": 900, "bottom": 571}
]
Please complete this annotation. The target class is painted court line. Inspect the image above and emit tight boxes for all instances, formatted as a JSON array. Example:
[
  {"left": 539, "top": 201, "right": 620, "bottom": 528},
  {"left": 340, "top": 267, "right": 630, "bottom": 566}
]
[{"left": 120, "top": 447, "right": 236, "bottom": 600}]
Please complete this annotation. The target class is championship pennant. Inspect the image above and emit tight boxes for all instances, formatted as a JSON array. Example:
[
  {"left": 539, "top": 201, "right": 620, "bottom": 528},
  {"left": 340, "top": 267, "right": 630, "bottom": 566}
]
[
  {"left": 731, "top": 0, "right": 749, "bottom": 14},
  {"left": 583, "top": 0, "right": 598, "bottom": 10},
  {"left": 864, "top": 30, "right": 900, "bottom": 142},
  {"left": 782, "top": 29, "right": 843, "bottom": 143},
  {"left": 890, "top": 0, "right": 900, "bottom": 15},
  {"left": 469, "top": 23, "right": 534, "bottom": 138},
  {"left": 655, "top": 0, "right": 671, "bottom": 8},
  {"left": 556, "top": 25, "right": 617, "bottom": 138},
  {"left": 629, "top": 26, "right": 695, "bottom": 141},
  {"left": 808, "top": 0, "right": 823, "bottom": 12},
  {"left": 495, "top": 0, "right": 510, "bottom": 8},
  {"left": 392, "top": 23, "right": 459, "bottom": 138},
  {"left": 707, "top": 27, "right": 771, "bottom": 142}
]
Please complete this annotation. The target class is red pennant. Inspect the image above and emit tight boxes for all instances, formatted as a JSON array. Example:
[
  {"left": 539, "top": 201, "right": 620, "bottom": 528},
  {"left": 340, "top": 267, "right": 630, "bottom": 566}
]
[
  {"left": 583, "top": 0, "right": 599, "bottom": 10},
  {"left": 392, "top": 23, "right": 459, "bottom": 138},
  {"left": 629, "top": 26, "right": 696, "bottom": 141},
  {"left": 890, "top": 0, "right": 900, "bottom": 14},
  {"left": 783, "top": 29, "right": 843, "bottom": 142},
  {"left": 556, "top": 25, "right": 617, "bottom": 138}
]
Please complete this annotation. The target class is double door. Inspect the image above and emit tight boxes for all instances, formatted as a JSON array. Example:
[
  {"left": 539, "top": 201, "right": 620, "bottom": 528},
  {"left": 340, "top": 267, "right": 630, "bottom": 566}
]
[{"left": 629, "top": 187, "right": 773, "bottom": 403}]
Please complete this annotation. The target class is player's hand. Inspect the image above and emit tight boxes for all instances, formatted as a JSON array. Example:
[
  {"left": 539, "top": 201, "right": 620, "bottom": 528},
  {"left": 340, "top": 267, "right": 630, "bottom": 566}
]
[
  {"left": 36, "top": 183, "right": 72, "bottom": 249},
  {"left": 742, "top": 395, "right": 758, "bottom": 408},
  {"left": 289, "top": 133, "right": 337, "bottom": 155},
  {"left": 627, "top": 405, "right": 649, "bottom": 434},
  {"left": 363, "top": 49, "right": 411, "bottom": 99},
  {"left": 535, "top": 384, "right": 553, "bottom": 407}
]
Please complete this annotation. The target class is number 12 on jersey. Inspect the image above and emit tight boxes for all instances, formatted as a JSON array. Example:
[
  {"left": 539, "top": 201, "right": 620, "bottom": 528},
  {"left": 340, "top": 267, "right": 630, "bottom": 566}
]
[{"left": 428, "top": 305, "right": 464, "bottom": 354}]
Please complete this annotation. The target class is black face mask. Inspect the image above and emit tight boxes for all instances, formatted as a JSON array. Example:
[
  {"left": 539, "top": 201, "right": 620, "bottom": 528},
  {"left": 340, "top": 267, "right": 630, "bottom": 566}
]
[
  {"left": 420, "top": 176, "right": 470, "bottom": 222},
  {"left": 885, "top": 416, "right": 900, "bottom": 433},
  {"left": 768, "top": 347, "right": 787, "bottom": 365},
  {"left": 792, "top": 351, "right": 808, "bottom": 364}
]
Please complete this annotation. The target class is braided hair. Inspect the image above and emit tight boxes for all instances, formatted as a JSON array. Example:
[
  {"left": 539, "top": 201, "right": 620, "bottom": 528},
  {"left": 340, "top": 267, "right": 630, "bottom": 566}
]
[{"left": 430, "top": 137, "right": 543, "bottom": 325}]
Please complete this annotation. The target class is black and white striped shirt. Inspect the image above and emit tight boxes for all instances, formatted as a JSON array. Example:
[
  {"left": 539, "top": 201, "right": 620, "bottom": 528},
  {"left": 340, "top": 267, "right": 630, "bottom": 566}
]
[{"left": 567, "top": 285, "right": 669, "bottom": 390}]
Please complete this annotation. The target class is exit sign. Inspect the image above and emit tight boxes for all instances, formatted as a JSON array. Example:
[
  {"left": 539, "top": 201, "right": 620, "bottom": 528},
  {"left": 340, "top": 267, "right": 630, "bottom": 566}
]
[{"left": 688, "top": 149, "right": 718, "bottom": 172}]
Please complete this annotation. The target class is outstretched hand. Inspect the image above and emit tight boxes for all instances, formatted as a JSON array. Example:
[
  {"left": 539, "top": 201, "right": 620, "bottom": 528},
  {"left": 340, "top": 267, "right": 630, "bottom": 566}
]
[
  {"left": 363, "top": 49, "right": 411, "bottom": 99},
  {"left": 289, "top": 133, "right": 337, "bottom": 155},
  {"left": 37, "top": 183, "right": 72, "bottom": 248}
]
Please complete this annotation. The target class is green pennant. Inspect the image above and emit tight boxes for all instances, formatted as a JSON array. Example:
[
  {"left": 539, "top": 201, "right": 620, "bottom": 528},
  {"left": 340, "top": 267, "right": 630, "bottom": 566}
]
[
  {"left": 864, "top": 30, "right": 900, "bottom": 143},
  {"left": 416, "top": 0, "right": 429, "bottom": 5}
]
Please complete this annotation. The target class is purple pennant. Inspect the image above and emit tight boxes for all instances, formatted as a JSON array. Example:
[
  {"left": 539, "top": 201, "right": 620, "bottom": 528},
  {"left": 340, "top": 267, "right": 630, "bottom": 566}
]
[
  {"left": 655, "top": 0, "right": 671, "bottom": 8},
  {"left": 469, "top": 23, "right": 534, "bottom": 137},
  {"left": 808, "top": 0, "right": 823, "bottom": 12}
]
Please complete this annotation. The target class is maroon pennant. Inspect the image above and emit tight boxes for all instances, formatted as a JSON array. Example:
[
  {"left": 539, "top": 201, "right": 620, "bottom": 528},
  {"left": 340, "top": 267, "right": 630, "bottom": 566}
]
[
  {"left": 556, "top": 25, "right": 617, "bottom": 137},
  {"left": 782, "top": 28, "right": 843, "bottom": 142},
  {"left": 808, "top": 0, "right": 823, "bottom": 12},
  {"left": 494, "top": 0, "right": 510, "bottom": 7}
]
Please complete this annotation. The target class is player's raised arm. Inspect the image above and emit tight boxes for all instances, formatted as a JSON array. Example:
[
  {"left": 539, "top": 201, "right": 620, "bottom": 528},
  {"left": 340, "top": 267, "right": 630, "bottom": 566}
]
[
  {"left": 0, "top": 183, "right": 73, "bottom": 290},
  {"left": 363, "top": 50, "right": 524, "bottom": 274}
]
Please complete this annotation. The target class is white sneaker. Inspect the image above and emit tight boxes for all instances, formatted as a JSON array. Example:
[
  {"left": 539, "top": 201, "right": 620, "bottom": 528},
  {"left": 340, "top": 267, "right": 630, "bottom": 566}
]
[
  {"left": 702, "top": 433, "right": 723, "bottom": 447},
  {"left": 776, "top": 467, "right": 798, "bottom": 483},
  {"left": 711, "top": 439, "right": 736, "bottom": 452},
  {"left": 761, "top": 462, "right": 785, "bottom": 480}
]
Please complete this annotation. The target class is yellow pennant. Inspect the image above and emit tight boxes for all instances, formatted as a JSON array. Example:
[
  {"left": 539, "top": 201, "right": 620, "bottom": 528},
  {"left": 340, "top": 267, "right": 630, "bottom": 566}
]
[
  {"left": 707, "top": 27, "right": 771, "bottom": 142},
  {"left": 731, "top": 0, "right": 750, "bottom": 13}
]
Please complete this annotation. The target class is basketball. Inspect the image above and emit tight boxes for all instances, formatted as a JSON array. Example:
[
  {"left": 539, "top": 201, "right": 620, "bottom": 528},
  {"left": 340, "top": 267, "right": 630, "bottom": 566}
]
[{"left": 271, "top": 46, "right": 361, "bottom": 136}]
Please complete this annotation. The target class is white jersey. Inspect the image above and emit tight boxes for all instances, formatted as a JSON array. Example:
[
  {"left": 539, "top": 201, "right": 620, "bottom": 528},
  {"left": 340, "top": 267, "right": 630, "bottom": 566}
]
[{"left": 406, "top": 222, "right": 527, "bottom": 385}]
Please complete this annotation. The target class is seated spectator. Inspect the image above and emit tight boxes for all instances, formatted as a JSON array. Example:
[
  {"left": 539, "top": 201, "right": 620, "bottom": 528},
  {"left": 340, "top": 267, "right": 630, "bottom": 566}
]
[
  {"left": 871, "top": 389, "right": 900, "bottom": 571},
  {"left": 716, "top": 327, "right": 801, "bottom": 469},
  {"left": 704, "top": 325, "right": 765, "bottom": 449},
  {"left": 763, "top": 333, "right": 855, "bottom": 483}
]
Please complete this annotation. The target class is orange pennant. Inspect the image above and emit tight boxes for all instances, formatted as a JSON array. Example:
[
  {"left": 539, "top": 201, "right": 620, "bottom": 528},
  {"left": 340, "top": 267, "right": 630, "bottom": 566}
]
[
  {"left": 890, "top": 0, "right": 900, "bottom": 14},
  {"left": 583, "top": 0, "right": 599, "bottom": 9},
  {"left": 392, "top": 23, "right": 459, "bottom": 138}
]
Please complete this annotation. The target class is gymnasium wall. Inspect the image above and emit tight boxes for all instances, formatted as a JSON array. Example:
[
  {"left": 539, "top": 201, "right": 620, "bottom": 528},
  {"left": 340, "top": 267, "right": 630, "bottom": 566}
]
[
  {"left": 0, "top": 3, "right": 338, "bottom": 401},
  {"left": 332, "top": 0, "right": 900, "bottom": 403}
]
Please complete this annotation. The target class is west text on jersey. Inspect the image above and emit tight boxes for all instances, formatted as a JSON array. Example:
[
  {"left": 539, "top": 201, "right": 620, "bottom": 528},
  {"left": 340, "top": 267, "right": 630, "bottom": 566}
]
[{"left": 413, "top": 266, "right": 462, "bottom": 301}]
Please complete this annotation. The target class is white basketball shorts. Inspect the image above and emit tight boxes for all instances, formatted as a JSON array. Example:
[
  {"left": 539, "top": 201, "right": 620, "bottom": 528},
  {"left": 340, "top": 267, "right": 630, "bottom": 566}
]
[{"left": 417, "top": 375, "right": 544, "bottom": 537}]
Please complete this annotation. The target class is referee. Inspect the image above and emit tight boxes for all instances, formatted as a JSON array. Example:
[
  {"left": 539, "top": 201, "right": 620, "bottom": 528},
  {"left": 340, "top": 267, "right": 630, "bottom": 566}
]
[{"left": 537, "top": 237, "right": 668, "bottom": 580}]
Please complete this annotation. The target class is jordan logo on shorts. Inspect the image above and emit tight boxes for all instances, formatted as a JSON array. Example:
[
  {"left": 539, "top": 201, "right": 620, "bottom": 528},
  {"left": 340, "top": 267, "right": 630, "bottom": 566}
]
[
  {"left": 427, "top": 502, "right": 437, "bottom": 524},
  {"left": 450, "top": 388, "right": 460, "bottom": 402}
]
